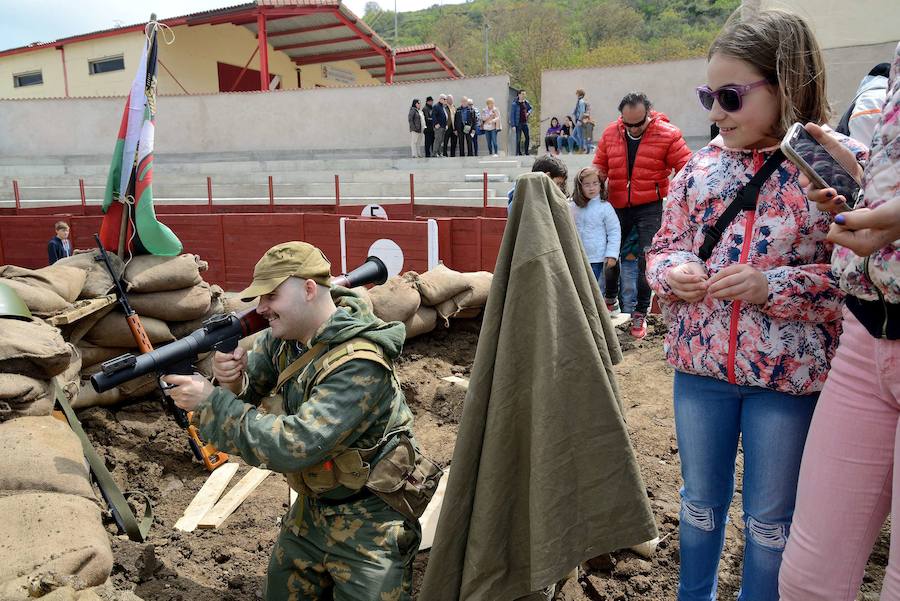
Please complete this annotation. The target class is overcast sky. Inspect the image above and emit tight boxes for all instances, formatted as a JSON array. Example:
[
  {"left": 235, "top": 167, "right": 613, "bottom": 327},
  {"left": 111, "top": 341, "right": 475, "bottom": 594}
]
[{"left": 0, "top": 0, "right": 467, "bottom": 51}]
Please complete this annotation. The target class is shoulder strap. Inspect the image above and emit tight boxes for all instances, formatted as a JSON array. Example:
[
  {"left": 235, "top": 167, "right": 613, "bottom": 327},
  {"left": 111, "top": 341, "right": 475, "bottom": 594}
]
[
  {"left": 311, "top": 338, "right": 391, "bottom": 387},
  {"left": 54, "top": 382, "right": 153, "bottom": 542},
  {"left": 698, "top": 149, "right": 785, "bottom": 261},
  {"left": 274, "top": 341, "right": 327, "bottom": 393}
]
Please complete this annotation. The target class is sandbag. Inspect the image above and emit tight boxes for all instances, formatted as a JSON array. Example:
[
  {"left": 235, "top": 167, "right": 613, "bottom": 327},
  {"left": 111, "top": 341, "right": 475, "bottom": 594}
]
[
  {"left": 0, "top": 319, "right": 72, "bottom": 379},
  {"left": 404, "top": 306, "right": 438, "bottom": 339},
  {"left": 417, "top": 263, "right": 472, "bottom": 306},
  {"left": 124, "top": 254, "right": 206, "bottom": 293},
  {"left": 76, "top": 343, "right": 129, "bottom": 370},
  {"left": 127, "top": 282, "right": 212, "bottom": 322},
  {"left": 0, "top": 417, "right": 94, "bottom": 498},
  {"left": 223, "top": 293, "right": 257, "bottom": 315},
  {"left": 368, "top": 272, "right": 421, "bottom": 323},
  {"left": 0, "top": 492, "right": 113, "bottom": 599},
  {"left": 33, "top": 265, "right": 88, "bottom": 303},
  {"left": 54, "top": 251, "right": 125, "bottom": 299},
  {"left": 0, "top": 278, "right": 70, "bottom": 315},
  {"left": 0, "top": 265, "right": 87, "bottom": 304},
  {"left": 84, "top": 310, "right": 174, "bottom": 347},
  {"left": 72, "top": 383, "right": 121, "bottom": 410},
  {"left": 167, "top": 289, "right": 227, "bottom": 339},
  {"left": 0, "top": 344, "right": 78, "bottom": 421},
  {"left": 0, "top": 374, "right": 54, "bottom": 420},
  {"left": 436, "top": 271, "right": 493, "bottom": 322}
]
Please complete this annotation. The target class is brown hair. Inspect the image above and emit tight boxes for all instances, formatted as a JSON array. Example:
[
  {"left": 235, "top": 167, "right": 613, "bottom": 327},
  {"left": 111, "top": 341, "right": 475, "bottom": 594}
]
[
  {"left": 54, "top": 221, "right": 69, "bottom": 231},
  {"left": 572, "top": 166, "right": 605, "bottom": 208},
  {"left": 708, "top": 9, "right": 830, "bottom": 138}
]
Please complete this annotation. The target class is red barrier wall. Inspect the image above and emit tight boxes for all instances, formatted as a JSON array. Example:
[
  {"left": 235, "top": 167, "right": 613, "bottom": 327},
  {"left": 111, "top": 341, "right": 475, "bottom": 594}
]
[{"left": 0, "top": 210, "right": 505, "bottom": 291}]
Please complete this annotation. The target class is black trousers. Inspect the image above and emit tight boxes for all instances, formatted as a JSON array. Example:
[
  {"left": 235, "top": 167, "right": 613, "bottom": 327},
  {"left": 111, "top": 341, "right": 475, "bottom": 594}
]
[
  {"left": 443, "top": 130, "right": 458, "bottom": 157},
  {"left": 424, "top": 128, "right": 434, "bottom": 157},
  {"left": 603, "top": 201, "right": 662, "bottom": 314},
  {"left": 459, "top": 132, "right": 474, "bottom": 156}
]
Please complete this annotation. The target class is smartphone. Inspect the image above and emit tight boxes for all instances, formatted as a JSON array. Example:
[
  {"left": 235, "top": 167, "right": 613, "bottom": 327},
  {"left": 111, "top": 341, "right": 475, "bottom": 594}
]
[{"left": 781, "top": 123, "right": 862, "bottom": 209}]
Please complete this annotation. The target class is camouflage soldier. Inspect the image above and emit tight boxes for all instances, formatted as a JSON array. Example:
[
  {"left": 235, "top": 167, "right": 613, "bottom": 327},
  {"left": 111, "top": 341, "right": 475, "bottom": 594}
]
[{"left": 164, "top": 242, "right": 439, "bottom": 601}]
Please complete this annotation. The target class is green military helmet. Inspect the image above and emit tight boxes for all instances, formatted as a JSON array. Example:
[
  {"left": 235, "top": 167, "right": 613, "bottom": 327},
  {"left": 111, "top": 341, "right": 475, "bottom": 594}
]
[{"left": 0, "top": 281, "right": 32, "bottom": 320}]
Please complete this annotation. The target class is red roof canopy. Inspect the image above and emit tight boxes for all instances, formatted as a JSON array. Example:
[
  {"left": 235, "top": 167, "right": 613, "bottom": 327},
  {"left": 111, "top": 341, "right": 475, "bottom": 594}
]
[{"left": 0, "top": 0, "right": 462, "bottom": 86}]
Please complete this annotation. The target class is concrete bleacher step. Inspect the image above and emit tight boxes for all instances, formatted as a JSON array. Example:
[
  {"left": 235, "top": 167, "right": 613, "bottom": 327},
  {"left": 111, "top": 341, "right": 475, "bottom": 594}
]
[{"left": 463, "top": 174, "right": 509, "bottom": 183}]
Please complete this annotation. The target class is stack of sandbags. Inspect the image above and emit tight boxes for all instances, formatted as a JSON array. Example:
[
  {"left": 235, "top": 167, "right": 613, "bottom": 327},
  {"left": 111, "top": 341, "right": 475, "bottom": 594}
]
[
  {"left": 75, "top": 254, "right": 214, "bottom": 408},
  {"left": 0, "top": 317, "right": 80, "bottom": 421},
  {"left": 0, "top": 417, "right": 113, "bottom": 599},
  {"left": 0, "top": 264, "right": 89, "bottom": 317},
  {"left": 365, "top": 264, "right": 493, "bottom": 340}
]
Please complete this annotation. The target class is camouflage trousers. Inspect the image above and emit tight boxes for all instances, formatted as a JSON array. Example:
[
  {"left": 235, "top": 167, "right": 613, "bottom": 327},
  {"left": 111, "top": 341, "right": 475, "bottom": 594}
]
[{"left": 266, "top": 492, "right": 421, "bottom": 601}]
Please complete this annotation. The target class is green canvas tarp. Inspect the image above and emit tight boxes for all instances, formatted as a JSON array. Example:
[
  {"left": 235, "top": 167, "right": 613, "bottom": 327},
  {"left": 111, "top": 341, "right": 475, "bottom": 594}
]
[{"left": 419, "top": 172, "right": 657, "bottom": 601}]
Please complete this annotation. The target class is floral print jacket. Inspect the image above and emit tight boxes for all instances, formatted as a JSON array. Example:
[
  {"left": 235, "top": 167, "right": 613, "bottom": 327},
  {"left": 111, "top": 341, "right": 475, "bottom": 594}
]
[
  {"left": 647, "top": 136, "right": 867, "bottom": 395},
  {"left": 832, "top": 42, "right": 900, "bottom": 304}
]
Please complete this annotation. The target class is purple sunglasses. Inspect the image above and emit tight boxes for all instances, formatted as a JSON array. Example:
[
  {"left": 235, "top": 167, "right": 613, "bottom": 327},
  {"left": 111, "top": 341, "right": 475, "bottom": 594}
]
[{"left": 696, "top": 79, "right": 769, "bottom": 112}]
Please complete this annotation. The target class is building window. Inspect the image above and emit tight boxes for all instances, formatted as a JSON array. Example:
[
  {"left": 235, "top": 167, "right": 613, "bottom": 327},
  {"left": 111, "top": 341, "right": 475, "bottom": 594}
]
[
  {"left": 89, "top": 55, "right": 125, "bottom": 75},
  {"left": 13, "top": 70, "right": 43, "bottom": 87}
]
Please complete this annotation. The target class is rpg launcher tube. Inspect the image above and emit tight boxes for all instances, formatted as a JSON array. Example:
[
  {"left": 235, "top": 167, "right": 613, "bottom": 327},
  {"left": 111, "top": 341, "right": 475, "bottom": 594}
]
[{"left": 91, "top": 309, "right": 267, "bottom": 393}]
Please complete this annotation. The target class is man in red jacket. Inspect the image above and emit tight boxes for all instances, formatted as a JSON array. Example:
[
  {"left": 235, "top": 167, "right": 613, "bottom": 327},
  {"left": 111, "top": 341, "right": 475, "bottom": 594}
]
[{"left": 593, "top": 92, "right": 691, "bottom": 338}]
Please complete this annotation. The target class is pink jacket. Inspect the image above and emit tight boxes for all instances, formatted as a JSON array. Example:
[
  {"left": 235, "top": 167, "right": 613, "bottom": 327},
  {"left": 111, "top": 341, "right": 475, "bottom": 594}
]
[
  {"left": 832, "top": 42, "right": 900, "bottom": 305},
  {"left": 647, "top": 136, "right": 867, "bottom": 395}
]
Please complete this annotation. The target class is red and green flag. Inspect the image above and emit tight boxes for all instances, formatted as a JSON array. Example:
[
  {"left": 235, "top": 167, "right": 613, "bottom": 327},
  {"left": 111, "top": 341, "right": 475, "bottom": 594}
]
[{"left": 100, "top": 18, "right": 182, "bottom": 256}]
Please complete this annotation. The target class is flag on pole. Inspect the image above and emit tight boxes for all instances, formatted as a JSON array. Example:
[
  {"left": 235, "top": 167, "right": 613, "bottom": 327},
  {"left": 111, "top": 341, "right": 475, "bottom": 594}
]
[{"left": 100, "top": 17, "right": 182, "bottom": 257}]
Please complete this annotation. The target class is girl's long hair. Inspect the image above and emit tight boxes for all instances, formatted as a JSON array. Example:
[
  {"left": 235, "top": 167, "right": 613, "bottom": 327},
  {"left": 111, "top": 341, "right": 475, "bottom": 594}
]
[
  {"left": 708, "top": 9, "right": 830, "bottom": 137},
  {"left": 572, "top": 166, "right": 605, "bottom": 208}
]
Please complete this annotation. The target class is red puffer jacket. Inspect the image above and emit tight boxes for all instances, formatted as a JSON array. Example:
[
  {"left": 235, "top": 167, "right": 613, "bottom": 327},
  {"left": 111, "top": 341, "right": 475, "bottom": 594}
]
[{"left": 592, "top": 111, "right": 692, "bottom": 209}]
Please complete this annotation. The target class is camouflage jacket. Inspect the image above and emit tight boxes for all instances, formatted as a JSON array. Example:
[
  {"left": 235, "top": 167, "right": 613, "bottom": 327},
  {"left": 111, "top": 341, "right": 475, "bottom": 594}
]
[{"left": 191, "top": 290, "right": 414, "bottom": 483}]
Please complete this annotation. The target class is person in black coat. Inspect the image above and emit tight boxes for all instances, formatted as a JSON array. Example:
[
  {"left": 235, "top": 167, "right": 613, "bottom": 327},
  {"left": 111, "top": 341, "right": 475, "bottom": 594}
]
[
  {"left": 47, "top": 221, "right": 72, "bottom": 265},
  {"left": 423, "top": 96, "right": 435, "bottom": 158},
  {"left": 455, "top": 97, "right": 477, "bottom": 157}
]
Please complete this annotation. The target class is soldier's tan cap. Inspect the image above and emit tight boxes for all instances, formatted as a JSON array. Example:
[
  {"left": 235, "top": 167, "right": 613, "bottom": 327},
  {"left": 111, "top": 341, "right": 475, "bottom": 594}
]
[{"left": 239, "top": 241, "right": 332, "bottom": 301}]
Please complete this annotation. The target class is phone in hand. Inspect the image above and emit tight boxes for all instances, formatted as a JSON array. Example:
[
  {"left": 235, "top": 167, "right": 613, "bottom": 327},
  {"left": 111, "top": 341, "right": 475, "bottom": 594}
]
[{"left": 781, "top": 123, "right": 862, "bottom": 210}]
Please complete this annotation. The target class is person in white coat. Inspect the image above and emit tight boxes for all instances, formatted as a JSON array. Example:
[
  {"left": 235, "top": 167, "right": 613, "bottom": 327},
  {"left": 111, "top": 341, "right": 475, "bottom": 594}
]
[{"left": 570, "top": 166, "right": 621, "bottom": 291}]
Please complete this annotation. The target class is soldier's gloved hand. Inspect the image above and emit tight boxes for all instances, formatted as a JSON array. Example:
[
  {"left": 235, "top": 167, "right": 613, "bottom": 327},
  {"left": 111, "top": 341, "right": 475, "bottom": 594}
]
[{"left": 213, "top": 346, "right": 248, "bottom": 384}]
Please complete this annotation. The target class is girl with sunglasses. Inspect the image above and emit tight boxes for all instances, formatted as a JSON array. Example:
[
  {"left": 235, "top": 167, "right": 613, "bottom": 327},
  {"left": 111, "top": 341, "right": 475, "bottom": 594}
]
[{"left": 646, "top": 9, "right": 867, "bottom": 600}]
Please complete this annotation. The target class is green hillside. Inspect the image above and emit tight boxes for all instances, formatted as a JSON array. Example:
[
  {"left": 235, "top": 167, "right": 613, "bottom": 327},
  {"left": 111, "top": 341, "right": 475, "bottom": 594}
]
[{"left": 365, "top": 0, "right": 739, "bottom": 115}]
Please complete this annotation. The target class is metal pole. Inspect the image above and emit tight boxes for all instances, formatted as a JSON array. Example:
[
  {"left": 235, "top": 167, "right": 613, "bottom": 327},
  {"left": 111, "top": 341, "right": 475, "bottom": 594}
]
[
  {"left": 483, "top": 172, "right": 488, "bottom": 215},
  {"left": 207, "top": 176, "right": 213, "bottom": 209},
  {"left": 79, "top": 178, "right": 86, "bottom": 213},
  {"left": 409, "top": 173, "right": 415, "bottom": 217},
  {"left": 12, "top": 180, "right": 20, "bottom": 213},
  {"left": 334, "top": 174, "right": 341, "bottom": 209},
  {"left": 268, "top": 175, "right": 275, "bottom": 211},
  {"left": 483, "top": 23, "right": 489, "bottom": 75}
]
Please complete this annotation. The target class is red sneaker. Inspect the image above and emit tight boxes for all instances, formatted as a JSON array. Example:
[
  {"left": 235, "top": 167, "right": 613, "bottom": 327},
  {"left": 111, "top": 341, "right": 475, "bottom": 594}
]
[{"left": 630, "top": 312, "right": 647, "bottom": 339}]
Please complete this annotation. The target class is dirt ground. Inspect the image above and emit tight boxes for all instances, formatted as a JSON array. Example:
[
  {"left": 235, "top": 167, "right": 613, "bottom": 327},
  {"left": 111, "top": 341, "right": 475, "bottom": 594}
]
[{"left": 81, "top": 315, "right": 890, "bottom": 600}]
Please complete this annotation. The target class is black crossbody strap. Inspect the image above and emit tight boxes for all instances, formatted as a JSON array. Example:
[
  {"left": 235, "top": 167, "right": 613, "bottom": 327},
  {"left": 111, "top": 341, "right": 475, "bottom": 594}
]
[{"left": 698, "top": 149, "right": 785, "bottom": 261}]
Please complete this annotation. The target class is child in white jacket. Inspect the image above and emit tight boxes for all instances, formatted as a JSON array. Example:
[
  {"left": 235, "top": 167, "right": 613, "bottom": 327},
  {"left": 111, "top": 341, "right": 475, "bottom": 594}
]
[{"left": 570, "top": 166, "right": 621, "bottom": 293}]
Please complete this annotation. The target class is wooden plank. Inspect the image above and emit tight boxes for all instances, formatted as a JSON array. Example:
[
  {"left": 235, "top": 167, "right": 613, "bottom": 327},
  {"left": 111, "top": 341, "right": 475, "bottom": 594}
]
[
  {"left": 197, "top": 467, "right": 272, "bottom": 529},
  {"left": 46, "top": 294, "right": 116, "bottom": 326},
  {"left": 174, "top": 462, "right": 239, "bottom": 532},
  {"left": 441, "top": 375, "right": 469, "bottom": 390}
]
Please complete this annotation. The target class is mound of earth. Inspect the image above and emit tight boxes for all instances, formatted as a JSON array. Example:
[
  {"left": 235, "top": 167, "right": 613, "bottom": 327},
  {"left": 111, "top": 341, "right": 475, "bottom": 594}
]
[{"left": 77, "top": 316, "right": 888, "bottom": 600}]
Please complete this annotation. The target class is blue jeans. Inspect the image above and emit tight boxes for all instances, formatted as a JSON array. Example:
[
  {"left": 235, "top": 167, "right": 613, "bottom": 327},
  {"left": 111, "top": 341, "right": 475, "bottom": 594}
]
[
  {"left": 590, "top": 262, "right": 606, "bottom": 296},
  {"left": 572, "top": 123, "right": 584, "bottom": 150},
  {"left": 674, "top": 371, "right": 817, "bottom": 601},
  {"left": 618, "top": 257, "right": 638, "bottom": 313},
  {"left": 515, "top": 124, "right": 530, "bottom": 155},
  {"left": 485, "top": 130, "right": 498, "bottom": 154},
  {"left": 556, "top": 135, "right": 576, "bottom": 153}
]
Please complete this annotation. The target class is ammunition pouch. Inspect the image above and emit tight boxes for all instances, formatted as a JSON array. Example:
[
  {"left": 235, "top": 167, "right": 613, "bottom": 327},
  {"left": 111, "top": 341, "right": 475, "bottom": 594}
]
[{"left": 364, "top": 431, "right": 443, "bottom": 522}]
